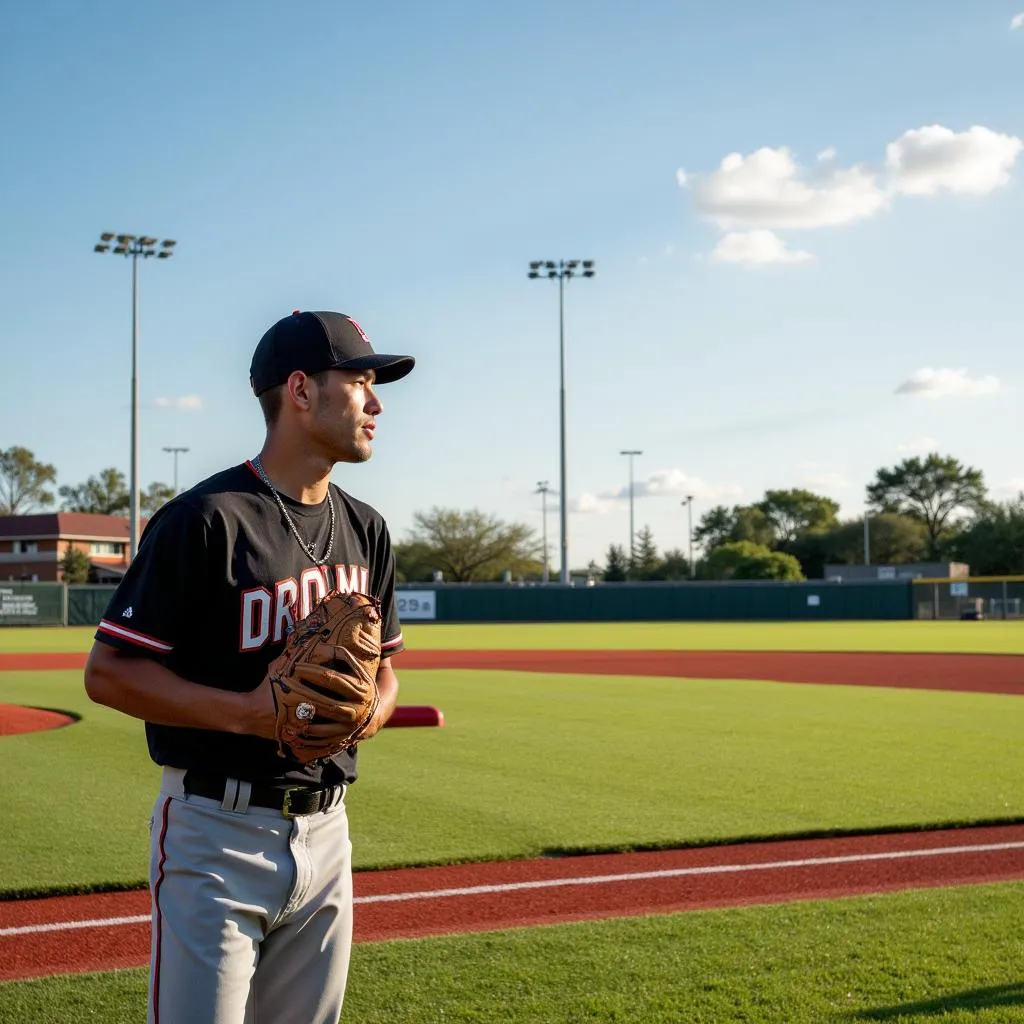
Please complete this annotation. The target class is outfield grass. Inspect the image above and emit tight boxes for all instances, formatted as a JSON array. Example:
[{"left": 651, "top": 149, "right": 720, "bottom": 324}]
[
  {"left": 2, "top": 620, "right": 1023, "bottom": 655},
  {"left": 3, "top": 882, "right": 1023, "bottom": 1022},
  {"left": 2, "top": 668, "right": 1023, "bottom": 895}
]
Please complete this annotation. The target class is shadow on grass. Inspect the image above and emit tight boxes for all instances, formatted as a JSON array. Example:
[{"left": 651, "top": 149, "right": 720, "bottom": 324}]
[{"left": 855, "top": 982, "right": 1024, "bottom": 1019}]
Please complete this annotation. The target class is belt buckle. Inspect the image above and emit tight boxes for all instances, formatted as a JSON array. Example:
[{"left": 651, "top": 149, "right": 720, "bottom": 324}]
[{"left": 280, "top": 786, "right": 308, "bottom": 819}]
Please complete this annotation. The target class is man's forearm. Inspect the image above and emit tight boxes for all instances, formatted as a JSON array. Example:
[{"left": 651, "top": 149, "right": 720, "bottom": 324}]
[{"left": 84, "top": 643, "right": 273, "bottom": 739}]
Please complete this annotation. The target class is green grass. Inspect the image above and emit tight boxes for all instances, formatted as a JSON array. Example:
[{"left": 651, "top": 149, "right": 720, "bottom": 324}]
[
  {"left": 3, "top": 668, "right": 1023, "bottom": 895},
  {"left": 2, "top": 620, "right": 1024, "bottom": 655},
  {"left": 3, "top": 883, "right": 1024, "bottom": 1022}
]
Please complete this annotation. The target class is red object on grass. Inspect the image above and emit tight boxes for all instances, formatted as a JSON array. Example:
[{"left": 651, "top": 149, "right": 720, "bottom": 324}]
[{"left": 385, "top": 705, "right": 444, "bottom": 728}]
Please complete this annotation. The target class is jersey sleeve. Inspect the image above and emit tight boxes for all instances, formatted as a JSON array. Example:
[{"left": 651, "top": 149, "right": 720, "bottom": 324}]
[
  {"left": 373, "top": 521, "right": 404, "bottom": 657},
  {"left": 94, "top": 501, "right": 210, "bottom": 658}
]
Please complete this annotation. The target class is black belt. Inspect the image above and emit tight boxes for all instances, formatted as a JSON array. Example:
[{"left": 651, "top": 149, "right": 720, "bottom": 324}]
[{"left": 183, "top": 771, "right": 343, "bottom": 818}]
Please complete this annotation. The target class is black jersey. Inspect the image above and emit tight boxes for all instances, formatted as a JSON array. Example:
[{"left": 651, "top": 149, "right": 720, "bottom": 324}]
[{"left": 94, "top": 461, "right": 404, "bottom": 786}]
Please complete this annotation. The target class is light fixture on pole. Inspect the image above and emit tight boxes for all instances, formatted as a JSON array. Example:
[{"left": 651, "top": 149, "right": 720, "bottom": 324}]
[
  {"left": 683, "top": 494, "right": 695, "bottom": 578},
  {"left": 95, "top": 233, "right": 177, "bottom": 563},
  {"left": 162, "top": 446, "right": 190, "bottom": 494},
  {"left": 528, "top": 258, "right": 596, "bottom": 585},
  {"left": 620, "top": 450, "right": 643, "bottom": 576},
  {"left": 535, "top": 480, "right": 552, "bottom": 584}
]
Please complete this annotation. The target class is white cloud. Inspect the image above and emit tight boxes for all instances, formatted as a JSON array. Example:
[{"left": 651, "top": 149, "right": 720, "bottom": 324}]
[
  {"left": 570, "top": 492, "right": 616, "bottom": 515},
  {"left": 683, "top": 123, "right": 1023, "bottom": 266},
  {"left": 886, "top": 125, "right": 1023, "bottom": 196},
  {"left": 711, "top": 230, "right": 814, "bottom": 266},
  {"left": 895, "top": 368, "right": 1000, "bottom": 398},
  {"left": 155, "top": 395, "right": 203, "bottom": 411},
  {"left": 690, "top": 146, "right": 889, "bottom": 230},
  {"left": 801, "top": 472, "right": 850, "bottom": 491},
  {"left": 606, "top": 469, "right": 742, "bottom": 503},
  {"left": 896, "top": 436, "right": 938, "bottom": 453},
  {"left": 1011, "top": 12, "right": 1024, "bottom": 29}
]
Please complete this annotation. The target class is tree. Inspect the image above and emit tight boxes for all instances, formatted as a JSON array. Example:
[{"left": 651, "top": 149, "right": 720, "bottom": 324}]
[
  {"left": 756, "top": 489, "right": 839, "bottom": 549},
  {"left": 407, "top": 507, "right": 541, "bottom": 582},
  {"left": 735, "top": 549, "right": 805, "bottom": 581},
  {"left": 59, "top": 546, "right": 91, "bottom": 584},
  {"left": 656, "top": 548, "right": 691, "bottom": 581},
  {"left": 702, "top": 541, "right": 771, "bottom": 580},
  {"left": 867, "top": 454, "right": 987, "bottom": 558},
  {"left": 0, "top": 447, "right": 57, "bottom": 515},
  {"left": 142, "top": 482, "right": 176, "bottom": 517},
  {"left": 631, "top": 525, "right": 661, "bottom": 580},
  {"left": 393, "top": 539, "right": 443, "bottom": 583},
  {"left": 949, "top": 496, "right": 1024, "bottom": 576},
  {"left": 603, "top": 544, "right": 628, "bottom": 582},
  {"left": 59, "top": 468, "right": 129, "bottom": 515},
  {"left": 693, "top": 504, "right": 774, "bottom": 551}
]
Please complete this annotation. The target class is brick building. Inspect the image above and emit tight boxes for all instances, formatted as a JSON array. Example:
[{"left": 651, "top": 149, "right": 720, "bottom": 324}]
[{"left": 0, "top": 512, "right": 147, "bottom": 583}]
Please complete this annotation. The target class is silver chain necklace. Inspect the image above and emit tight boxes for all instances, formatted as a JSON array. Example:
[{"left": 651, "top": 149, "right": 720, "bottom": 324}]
[{"left": 251, "top": 455, "right": 336, "bottom": 567}]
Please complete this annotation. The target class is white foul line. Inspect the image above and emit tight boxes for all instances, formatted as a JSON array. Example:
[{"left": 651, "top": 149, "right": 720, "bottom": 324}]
[{"left": 3, "top": 840, "right": 1023, "bottom": 938}]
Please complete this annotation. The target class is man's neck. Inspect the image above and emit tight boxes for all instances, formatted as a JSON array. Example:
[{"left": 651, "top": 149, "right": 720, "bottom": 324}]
[{"left": 255, "top": 440, "right": 332, "bottom": 505}]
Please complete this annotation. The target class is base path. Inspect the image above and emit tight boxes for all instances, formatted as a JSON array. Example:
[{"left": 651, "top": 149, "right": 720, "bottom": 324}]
[
  {"left": 2, "top": 650, "right": 1022, "bottom": 695},
  {"left": 2, "top": 824, "right": 1023, "bottom": 982}
]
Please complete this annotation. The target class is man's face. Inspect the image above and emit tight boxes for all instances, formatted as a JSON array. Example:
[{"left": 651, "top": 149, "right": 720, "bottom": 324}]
[{"left": 309, "top": 368, "right": 383, "bottom": 464}]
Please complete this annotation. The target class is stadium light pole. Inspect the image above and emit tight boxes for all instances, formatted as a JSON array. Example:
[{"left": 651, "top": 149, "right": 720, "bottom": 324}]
[
  {"left": 94, "top": 232, "right": 177, "bottom": 563},
  {"left": 683, "top": 494, "right": 695, "bottom": 578},
  {"left": 620, "top": 450, "right": 642, "bottom": 576},
  {"left": 535, "top": 480, "right": 552, "bottom": 584},
  {"left": 163, "top": 446, "right": 190, "bottom": 494},
  {"left": 528, "top": 259, "right": 595, "bottom": 585}
]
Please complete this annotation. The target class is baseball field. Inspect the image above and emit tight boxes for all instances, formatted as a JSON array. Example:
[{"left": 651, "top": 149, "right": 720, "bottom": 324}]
[{"left": 1, "top": 620, "right": 1023, "bottom": 1023}]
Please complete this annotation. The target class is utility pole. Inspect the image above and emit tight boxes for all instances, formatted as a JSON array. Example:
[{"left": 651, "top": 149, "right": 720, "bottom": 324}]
[{"left": 535, "top": 480, "right": 552, "bottom": 583}]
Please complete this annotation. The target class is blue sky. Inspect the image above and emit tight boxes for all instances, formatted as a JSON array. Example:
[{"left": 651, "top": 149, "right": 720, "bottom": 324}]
[{"left": 1, "top": 0, "right": 1022, "bottom": 571}]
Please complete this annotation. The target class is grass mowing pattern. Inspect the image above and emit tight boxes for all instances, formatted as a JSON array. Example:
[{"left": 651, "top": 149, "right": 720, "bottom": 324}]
[
  {"left": 2, "top": 621, "right": 1024, "bottom": 654},
  {"left": 3, "top": 668, "right": 1024, "bottom": 894},
  {"left": 3, "top": 883, "right": 1023, "bottom": 1022}
]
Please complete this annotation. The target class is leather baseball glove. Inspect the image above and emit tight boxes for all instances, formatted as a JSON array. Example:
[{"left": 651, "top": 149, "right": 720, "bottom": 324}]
[{"left": 266, "top": 590, "right": 383, "bottom": 764}]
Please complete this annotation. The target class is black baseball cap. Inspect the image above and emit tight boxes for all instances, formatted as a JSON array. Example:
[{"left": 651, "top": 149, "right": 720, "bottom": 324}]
[{"left": 249, "top": 310, "right": 415, "bottom": 395}]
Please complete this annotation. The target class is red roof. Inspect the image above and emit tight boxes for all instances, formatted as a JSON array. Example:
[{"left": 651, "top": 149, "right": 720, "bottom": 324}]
[{"left": 0, "top": 512, "right": 150, "bottom": 540}]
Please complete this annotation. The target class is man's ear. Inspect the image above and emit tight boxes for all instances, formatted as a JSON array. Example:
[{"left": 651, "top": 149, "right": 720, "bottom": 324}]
[{"left": 285, "top": 371, "right": 314, "bottom": 411}]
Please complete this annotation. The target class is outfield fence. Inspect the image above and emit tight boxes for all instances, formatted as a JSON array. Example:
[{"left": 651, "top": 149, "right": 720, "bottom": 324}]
[
  {"left": 4, "top": 577, "right": 1022, "bottom": 627},
  {"left": 911, "top": 576, "right": 1024, "bottom": 621}
]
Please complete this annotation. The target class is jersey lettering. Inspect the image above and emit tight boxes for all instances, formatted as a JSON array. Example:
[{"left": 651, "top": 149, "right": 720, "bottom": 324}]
[
  {"left": 239, "top": 565, "right": 369, "bottom": 652},
  {"left": 334, "top": 563, "right": 369, "bottom": 595},
  {"left": 240, "top": 588, "right": 272, "bottom": 651},
  {"left": 273, "top": 578, "right": 298, "bottom": 642}
]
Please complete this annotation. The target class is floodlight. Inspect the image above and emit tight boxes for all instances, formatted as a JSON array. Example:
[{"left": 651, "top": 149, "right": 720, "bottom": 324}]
[
  {"left": 94, "top": 244, "right": 109, "bottom": 253},
  {"left": 116, "top": 234, "right": 135, "bottom": 244},
  {"left": 138, "top": 236, "right": 157, "bottom": 246},
  {"left": 113, "top": 245, "right": 128, "bottom": 254},
  {"left": 100, "top": 232, "right": 115, "bottom": 242},
  {"left": 161, "top": 239, "right": 176, "bottom": 248}
]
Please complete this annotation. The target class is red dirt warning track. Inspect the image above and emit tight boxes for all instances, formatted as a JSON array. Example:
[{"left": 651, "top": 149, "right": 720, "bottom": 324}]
[
  {"left": 2, "top": 649, "right": 1023, "bottom": 695},
  {"left": 2, "top": 824, "right": 1023, "bottom": 982}
]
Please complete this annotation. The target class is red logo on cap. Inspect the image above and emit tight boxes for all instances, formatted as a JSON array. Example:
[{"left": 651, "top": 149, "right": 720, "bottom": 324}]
[{"left": 347, "top": 317, "right": 371, "bottom": 345}]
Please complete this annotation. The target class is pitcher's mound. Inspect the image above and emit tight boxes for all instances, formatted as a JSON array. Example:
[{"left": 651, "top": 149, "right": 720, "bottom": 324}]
[{"left": 0, "top": 705, "right": 78, "bottom": 736}]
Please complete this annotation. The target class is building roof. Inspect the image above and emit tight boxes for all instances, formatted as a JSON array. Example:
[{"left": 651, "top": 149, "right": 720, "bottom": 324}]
[{"left": 0, "top": 512, "right": 149, "bottom": 540}]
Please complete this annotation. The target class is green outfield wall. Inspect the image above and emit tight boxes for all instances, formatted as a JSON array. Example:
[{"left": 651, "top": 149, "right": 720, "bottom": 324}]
[
  {"left": 0, "top": 579, "right": 915, "bottom": 627},
  {"left": 396, "top": 580, "right": 912, "bottom": 622}
]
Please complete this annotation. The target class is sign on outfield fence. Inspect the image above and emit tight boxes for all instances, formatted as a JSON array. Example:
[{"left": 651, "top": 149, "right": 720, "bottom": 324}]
[{"left": 397, "top": 590, "right": 437, "bottom": 620}]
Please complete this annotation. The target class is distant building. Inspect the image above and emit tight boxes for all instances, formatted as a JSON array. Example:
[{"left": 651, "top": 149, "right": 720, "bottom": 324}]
[
  {"left": 0, "top": 512, "right": 147, "bottom": 583},
  {"left": 823, "top": 562, "right": 969, "bottom": 582}
]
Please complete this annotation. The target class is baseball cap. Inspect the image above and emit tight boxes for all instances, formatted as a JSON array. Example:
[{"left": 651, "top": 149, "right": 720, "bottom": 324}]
[{"left": 249, "top": 310, "right": 415, "bottom": 395}]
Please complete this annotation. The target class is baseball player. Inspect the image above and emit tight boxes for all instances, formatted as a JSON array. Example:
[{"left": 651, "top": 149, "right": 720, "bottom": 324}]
[{"left": 83, "top": 310, "right": 414, "bottom": 1024}]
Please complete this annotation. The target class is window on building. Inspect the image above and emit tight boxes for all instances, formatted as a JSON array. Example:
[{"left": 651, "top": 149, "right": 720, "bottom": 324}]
[
  {"left": 12, "top": 541, "right": 39, "bottom": 554},
  {"left": 89, "top": 541, "right": 124, "bottom": 556}
]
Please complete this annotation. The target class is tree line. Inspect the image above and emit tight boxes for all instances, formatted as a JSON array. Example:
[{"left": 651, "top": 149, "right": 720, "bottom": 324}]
[
  {"left": 396, "top": 454, "right": 1023, "bottom": 583},
  {"left": 6, "top": 446, "right": 1021, "bottom": 582},
  {"left": 0, "top": 447, "right": 176, "bottom": 518}
]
